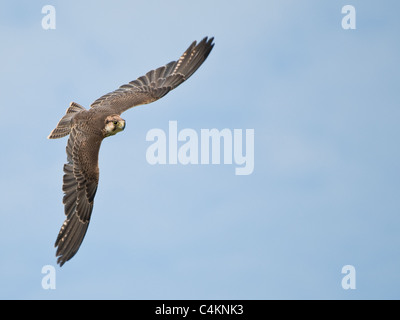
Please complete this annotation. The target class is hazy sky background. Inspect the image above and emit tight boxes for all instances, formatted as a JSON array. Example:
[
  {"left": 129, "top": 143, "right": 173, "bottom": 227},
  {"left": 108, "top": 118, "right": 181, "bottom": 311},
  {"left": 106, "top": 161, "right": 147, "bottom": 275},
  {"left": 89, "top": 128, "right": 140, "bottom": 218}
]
[{"left": 0, "top": 0, "right": 399, "bottom": 299}]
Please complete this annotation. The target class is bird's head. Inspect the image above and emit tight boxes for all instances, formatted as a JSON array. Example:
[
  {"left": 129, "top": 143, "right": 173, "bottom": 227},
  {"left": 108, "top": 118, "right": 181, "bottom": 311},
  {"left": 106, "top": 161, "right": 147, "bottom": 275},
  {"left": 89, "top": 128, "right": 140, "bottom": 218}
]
[{"left": 103, "top": 115, "right": 126, "bottom": 137}]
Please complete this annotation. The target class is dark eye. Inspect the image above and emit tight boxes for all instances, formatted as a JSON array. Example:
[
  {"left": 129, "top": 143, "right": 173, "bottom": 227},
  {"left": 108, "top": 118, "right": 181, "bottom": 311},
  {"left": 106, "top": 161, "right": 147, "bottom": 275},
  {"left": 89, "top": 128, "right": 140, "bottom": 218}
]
[{"left": 113, "top": 121, "right": 118, "bottom": 125}]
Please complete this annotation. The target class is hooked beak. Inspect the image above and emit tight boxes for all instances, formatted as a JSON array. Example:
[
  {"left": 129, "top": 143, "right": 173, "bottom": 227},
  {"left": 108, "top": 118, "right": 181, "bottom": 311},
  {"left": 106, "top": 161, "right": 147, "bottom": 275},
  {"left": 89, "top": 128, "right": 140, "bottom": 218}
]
[{"left": 118, "top": 120, "right": 126, "bottom": 130}]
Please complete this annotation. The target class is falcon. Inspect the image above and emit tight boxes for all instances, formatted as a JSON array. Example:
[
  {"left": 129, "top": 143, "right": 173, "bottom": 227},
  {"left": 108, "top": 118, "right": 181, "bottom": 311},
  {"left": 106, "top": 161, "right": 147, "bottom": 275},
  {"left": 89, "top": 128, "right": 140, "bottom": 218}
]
[{"left": 49, "top": 37, "right": 214, "bottom": 266}]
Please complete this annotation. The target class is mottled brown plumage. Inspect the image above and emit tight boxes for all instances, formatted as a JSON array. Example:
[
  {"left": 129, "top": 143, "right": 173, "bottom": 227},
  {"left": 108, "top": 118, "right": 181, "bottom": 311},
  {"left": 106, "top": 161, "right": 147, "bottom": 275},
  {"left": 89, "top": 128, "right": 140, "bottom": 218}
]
[{"left": 49, "top": 37, "right": 214, "bottom": 266}]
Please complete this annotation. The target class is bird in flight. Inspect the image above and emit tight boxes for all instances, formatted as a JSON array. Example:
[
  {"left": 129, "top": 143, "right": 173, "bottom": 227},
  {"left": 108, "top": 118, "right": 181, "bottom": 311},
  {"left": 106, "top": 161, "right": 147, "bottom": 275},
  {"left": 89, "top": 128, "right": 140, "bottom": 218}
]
[{"left": 48, "top": 37, "right": 214, "bottom": 266}]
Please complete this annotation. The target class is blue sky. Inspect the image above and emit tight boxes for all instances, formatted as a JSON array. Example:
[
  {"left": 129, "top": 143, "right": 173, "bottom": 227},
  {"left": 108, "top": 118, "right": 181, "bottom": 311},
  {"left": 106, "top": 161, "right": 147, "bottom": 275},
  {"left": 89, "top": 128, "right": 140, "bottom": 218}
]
[{"left": 0, "top": 0, "right": 399, "bottom": 299}]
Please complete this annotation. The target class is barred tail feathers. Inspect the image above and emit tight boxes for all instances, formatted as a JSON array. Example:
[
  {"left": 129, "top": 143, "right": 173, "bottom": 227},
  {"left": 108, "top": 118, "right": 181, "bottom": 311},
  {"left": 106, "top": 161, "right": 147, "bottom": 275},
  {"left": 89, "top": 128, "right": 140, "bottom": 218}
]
[{"left": 47, "top": 102, "right": 86, "bottom": 139}]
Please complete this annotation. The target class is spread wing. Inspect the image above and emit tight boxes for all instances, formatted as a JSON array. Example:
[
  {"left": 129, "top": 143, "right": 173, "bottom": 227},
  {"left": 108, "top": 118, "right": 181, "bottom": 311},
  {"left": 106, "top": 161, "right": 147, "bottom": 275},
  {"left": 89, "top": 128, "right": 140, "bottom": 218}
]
[
  {"left": 90, "top": 37, "right": 214, "bottom": 115},
  {"left": 55, "top": 127, "right": 101, "bottom": 266}
]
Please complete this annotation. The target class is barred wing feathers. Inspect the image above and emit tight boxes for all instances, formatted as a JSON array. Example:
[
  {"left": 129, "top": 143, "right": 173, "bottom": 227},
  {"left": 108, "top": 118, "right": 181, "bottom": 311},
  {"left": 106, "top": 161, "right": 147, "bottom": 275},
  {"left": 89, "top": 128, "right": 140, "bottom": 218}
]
[{"left": 90, "top": 37, "right": 214, "bottom": 115}]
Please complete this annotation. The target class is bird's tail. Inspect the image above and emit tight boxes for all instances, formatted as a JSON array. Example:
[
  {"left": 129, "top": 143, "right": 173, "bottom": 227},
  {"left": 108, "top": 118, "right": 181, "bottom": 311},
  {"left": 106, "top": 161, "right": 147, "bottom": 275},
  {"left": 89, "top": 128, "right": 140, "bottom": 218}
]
[{"left": 47, "top": 102, "right": 85, "bottom": 139}]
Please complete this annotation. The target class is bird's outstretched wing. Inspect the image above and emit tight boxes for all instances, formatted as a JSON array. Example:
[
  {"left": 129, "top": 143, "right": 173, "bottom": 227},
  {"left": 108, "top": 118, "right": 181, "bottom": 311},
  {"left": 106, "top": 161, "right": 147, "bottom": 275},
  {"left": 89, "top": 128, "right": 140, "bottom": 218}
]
[
  {"left": 90, "top": 37, "right": 214, "bottom": 115},
  {"left": 55, "top": 127, "right": 101, "bottom": 266}
]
